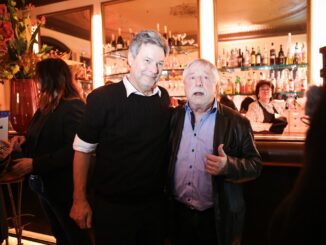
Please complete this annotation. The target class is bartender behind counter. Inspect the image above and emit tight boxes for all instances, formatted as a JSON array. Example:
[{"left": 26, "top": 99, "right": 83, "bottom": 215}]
[{"left": 246, "top": 80, "right": 287, "bottom": 133}]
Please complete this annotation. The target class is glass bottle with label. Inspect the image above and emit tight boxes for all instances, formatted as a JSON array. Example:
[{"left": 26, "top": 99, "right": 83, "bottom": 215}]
[
  {"left": 262, "top": 45, "right": 269, "bottom": 66},
  {"left": 270, "top": 42, "right": 276, "bottom": 65},
  {"left": 111, "top": 33, "right": 116, "bottom": 51},
  {"left": 250, "top": 47, "right": 256, "bottom": 66},
  {"left": 293, "top": 42, "right": 300, "bottom": 64},
  {"left": 256, "top": 47, "right": 261, "bottom": 66},
  {"left": 235, "top": 76, "right": 241, "bottom": 94},
  {"left": 116, "top": 28, "right": 124, "bottom": 50},
  {"left": 278, "top": 44, "right": 285, "bottom": 64}
]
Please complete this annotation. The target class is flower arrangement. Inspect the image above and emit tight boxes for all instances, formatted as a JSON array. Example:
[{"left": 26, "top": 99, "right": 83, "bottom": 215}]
[{"left": 0, "top": 0, "right": 51, "bottom": 80}]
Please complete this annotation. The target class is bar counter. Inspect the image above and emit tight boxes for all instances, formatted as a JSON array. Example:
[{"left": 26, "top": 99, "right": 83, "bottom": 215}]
[
  {"left": 242, "top": 132, "right": 305, "bottom": 245},
  {"left": 3, "top": 131, "right": 306, "bottom": 244},
  {"left": 254, "top": 132, "right": 305, "bottom": 167}
]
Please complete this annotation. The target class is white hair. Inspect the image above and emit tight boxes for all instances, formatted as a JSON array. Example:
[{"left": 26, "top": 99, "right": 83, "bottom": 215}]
[{"left": 182, "top": 58, "right": 219, "bottom": 83}]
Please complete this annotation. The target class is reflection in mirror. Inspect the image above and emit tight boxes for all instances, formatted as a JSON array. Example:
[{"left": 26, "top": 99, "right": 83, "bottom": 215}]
[
  {"left": 215, "top": 0, "right": 308, "bottom": 99},
  {"left": 216, "top": 0, "right": 307, "bottom": 63},
  {"left": 102, "top": 0, "right": 198, "bottom": 90},
  {"left": 39, "top": 7, "right": 93, "bottom": 98}
]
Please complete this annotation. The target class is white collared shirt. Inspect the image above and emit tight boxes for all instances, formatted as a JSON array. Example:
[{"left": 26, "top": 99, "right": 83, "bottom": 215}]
[
  {"left": 73, "top": 77, "right": 162, "bottom": 153},
  {"left": 123, "top": 76, "right": 161, "bottom": 97}
]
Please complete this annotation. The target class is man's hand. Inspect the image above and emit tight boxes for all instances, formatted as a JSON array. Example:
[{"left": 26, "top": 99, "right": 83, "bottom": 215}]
[
  {"left": 205, "top": 144, "right": 227, "bottom": 176},
  {"left": 70, "top": 199, "right": 92, "bottom": 229}
]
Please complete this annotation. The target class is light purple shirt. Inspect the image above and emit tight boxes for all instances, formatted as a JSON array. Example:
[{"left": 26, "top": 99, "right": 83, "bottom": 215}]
[{"left": 174, "top": 100, "right": 217, "bottom": 211}]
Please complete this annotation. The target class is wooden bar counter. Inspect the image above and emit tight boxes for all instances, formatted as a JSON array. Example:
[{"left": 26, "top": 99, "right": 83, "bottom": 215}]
[
  {"left": 242, "top": 132, "right": 305, "bottom": 245},
  {"left": 3, "top": 132, "right": 306, "bottom": 244}
]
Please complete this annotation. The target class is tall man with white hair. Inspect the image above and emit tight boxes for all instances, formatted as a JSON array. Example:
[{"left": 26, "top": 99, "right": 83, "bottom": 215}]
[{"left": 167, "top": 59, "right": 262, "bottom": 245}]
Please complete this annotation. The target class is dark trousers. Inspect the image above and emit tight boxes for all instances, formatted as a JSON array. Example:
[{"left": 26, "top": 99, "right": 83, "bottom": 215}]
[
  {"left": 171, "top": 200, "right": 218, "bottom": 245},
  {"left": 29, "top": 175, "right": 91, "bottom": 245},
  {"left": 93, "top": 195, "right": 165, "bottom": 245}
]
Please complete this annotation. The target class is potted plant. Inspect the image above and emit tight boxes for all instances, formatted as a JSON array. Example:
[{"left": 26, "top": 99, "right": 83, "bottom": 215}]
[{"left": 0, "top": 0, "right": 51, "bottom": 133}]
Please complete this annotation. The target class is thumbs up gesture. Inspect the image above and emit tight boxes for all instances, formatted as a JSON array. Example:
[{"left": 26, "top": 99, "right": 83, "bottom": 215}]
[{"left": 205, "top": 144, "right": 227, "bottom": 176}]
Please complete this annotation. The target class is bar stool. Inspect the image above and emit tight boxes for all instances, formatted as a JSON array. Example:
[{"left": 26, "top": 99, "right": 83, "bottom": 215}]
[{"left": 0, "top": 174, "right": 24, "bottom": 245}]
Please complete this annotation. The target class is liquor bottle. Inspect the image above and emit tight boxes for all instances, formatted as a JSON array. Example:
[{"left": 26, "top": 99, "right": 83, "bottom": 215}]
[
  {"left": 235, "top": 76, "right": 241, "bottom": 94},
  {"left": 301, "top": 43, "right": 306, "bottom": 64},
  {"left": 225, "top": 77, "right": 234, "bottom": 95},
  {"left": 246, "top": 72, "right": 252, "bottom": 94},
  {"left": 163, "top": 25, "right": 168, "bottom": 39},
  {"left": 270, "top": 42, "right": 276, "bottom": 65},
  {"left": 282, "top": 70, "right": 289, "bottom": 92},
  {"left": 293, "top": 42, "right": 300, "bottom": 64},
  {"left": 129, "top": 28, "right": 135, "bottom": 39},
  {"left": 250, "top": 47, "right": 256, "bottom": 66},
  {"left": 230, "top": 49, "right": 236, "bottom": 68},
  {"left": 262, "top": 45, "right": 269, "bottom": 65},
  {"left": 240, "top": 75, "right": 246, "bottom": 94},
  {"left": 116, "top": 28, "right": 124, "bottom": 50},
  {"left": 288, "top": 70, "right": 294, "bottom": 92},
  {"left": 270, "top": 71, "right": 276, "bottom": 89},
  {"left": 286, "top": 33, "right": 293, "bottom": 65},
  {"left": 221, "top": 48, "right": 227, "bottom": 68},
  {"left": 156, "top": 23, "right": 160, "bottom": 33},
  {"left": 244, "top": 47, "right": 250, "bottom": 67},
  {"left": 111, "top": 33, "right": 116, "bottom": 51},
  {"left": 237, "top": 49, "right": 243, "bottom": 67},
  {"left": 256, "top": 47, "right": 261, "bottom": 66},
  {"left": 276, "top": 71, "right": 283, "bottom": 92},
  {"left": 251, "top": 71, "right": 257, "bottom": 92},
  {"left": 278, "top": 44, "right": 285, "bottom": 64},
  {"left": 301, "top": 69, "right": 308, "bottom": 92},
  {"left": 168, "top": 31, "right": 174, "bottom": 47}
]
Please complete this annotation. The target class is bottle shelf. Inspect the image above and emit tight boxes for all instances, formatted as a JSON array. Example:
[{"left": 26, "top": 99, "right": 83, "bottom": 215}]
[
  {"left": 104, "top": 49, "right": 128, "bottom": 59},
  {"left": 218, "top": 63, "right": 308, "bottom": 72}
]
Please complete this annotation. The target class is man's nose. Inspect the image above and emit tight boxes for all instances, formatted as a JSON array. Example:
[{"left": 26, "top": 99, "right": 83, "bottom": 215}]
[
  {"left": 195, "top": 77, "right": 203, "bottom": 87},
  {"left": 149, "top": 63, "right": 159, "bottom": 74}
]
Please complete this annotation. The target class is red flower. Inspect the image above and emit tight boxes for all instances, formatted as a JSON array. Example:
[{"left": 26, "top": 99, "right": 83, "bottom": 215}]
[
  {"left": 0, "top": 4, "right": 7, "bottom": 16},
  {"left": 0, "top": 21, "right": 14, "bottom": 43}
]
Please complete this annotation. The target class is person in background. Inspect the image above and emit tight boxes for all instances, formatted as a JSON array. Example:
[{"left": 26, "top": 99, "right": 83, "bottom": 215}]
[
  {"left": 246, "top": 80, "right": 284, "bottom": 132},
  {"left": 167, "top": 59, "right": 262, "bottom": 245},
  {"left": 8, "top": 58, "right": 91, "bottom": 245},
  {"left": 220, "top": 95, "right": 238, "bottom": 111},
  {"left": 268, "top": 85, "right": 326, "bottom": 245},
  {"left": 70, "top": 30, "right": 171, "bottom": 245},
  {"left": 239, "top": 96, "right": 254, "bottom": 114}
]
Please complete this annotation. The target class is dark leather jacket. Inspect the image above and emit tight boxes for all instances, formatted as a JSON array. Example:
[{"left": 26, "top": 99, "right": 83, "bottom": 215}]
[{"left": 167, "top": 102, "right": 262, "bottom": 245}]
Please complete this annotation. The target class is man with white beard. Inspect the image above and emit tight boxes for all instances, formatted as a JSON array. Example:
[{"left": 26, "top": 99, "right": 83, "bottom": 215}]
[{"left": 167, "top": 59, "right": 262, "bottom": 245}]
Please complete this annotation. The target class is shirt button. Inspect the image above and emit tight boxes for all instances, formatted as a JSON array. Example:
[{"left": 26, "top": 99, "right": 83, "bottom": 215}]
[
  {"left": 187, "top": 182, "right": 191, "bottom": 186},
  {"left": 192, "top": 149, "right": 194, "bottom": 152},
  {"left": 194, "top": 133, "right": 196, "bottom": 136},
  {"left": 189, "top": 165, "right": 192, "bottom": 169}
]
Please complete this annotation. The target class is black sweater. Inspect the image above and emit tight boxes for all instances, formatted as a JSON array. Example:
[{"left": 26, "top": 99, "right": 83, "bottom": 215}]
[{"left": 78, "top": 81, "right": 171, "bottom": 202}]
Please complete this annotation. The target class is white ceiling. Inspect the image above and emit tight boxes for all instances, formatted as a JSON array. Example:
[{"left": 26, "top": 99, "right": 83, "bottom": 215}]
[{"left": 103, "top": 0, "right": 306, "bottom": 41}]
